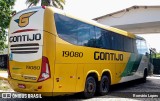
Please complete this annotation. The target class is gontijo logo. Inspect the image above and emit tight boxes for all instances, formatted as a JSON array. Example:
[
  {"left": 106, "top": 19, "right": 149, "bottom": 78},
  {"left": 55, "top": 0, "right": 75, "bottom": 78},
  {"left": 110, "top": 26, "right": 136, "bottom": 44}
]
[{"left": 14, "top": 11, "right": 37, "bottom": 27}]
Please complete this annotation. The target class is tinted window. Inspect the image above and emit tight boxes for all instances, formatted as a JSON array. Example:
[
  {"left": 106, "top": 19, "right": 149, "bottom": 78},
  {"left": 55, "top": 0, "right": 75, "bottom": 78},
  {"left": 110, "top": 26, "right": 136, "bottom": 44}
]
[
  {"left": 95, "top": 27, "right": 103, "bottom": 48},
  {"left": 111, "top": 33, "right": 123, "bottom": 51},
  {"left": 124, "top": 37, "right": 133, "bottom": 52},
  {"left": 77, "top": 23, "right": 96, "bottom": 47},
  {"left": 136, "top": 39, "right": 141, "bottom": 53},
  {"left": 55, "top": 13, "right": 135, "bottom": 53},
  {"left": 54, "top": 13, "right": 78, "bottom": 45},
  {"left": 95, "top": 27, "right": 111, "bottom": 49},
  {"left": 133, "top": 39, "right": 138, "bottom": 53},
  {"left": 141, "top": 40, "right": 147, "bottom": 54},
  {"left": 136, "top": 39, "right": 148, "bottom": 54},
  {"left": 55, "top": 13, "right": 96, "bottom": 47}
]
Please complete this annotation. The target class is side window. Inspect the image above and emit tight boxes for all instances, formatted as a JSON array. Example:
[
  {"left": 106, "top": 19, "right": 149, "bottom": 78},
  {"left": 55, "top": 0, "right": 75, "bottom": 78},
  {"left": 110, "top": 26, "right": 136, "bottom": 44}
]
[
  {"left": 55, "top": 13, "right": 96, "bottom": 47},
  {"left": 95, "top": 27, "right": 111, "bottom": 49},
  {"left": 118, "top": 35, "right": 124, "bottom": 51},
  {"left": 54, "top": 13, "right": 78, "bottom": 45},
  {"left": 136, "top": 39, "right": 141, "bottom": 54},
  {"left": 95, "top": 27, "right": 103, "bottom": 48},
  {"left": 136, "top": 39, "right": 149, "bottom": 54},
  {"left": 55, "top": 13, "right": 135, "bottom": 53},
  {"left": 77, "top": 23, "right": 96, "bottom": 47},
  {"left": 111, "top": 33, "right": 123, "bottom": 51},
  {"left": 124, "top": 37, "right": 133, "bottom": 52},
  {"left": 133, "top": 39, "right": 138, "bottom": 53},
  {"left": 141, "top": 40, "right": 148, "bottom": 54},
  {"left": 101, "top": 29, "right": 111, "bottom": 49}
]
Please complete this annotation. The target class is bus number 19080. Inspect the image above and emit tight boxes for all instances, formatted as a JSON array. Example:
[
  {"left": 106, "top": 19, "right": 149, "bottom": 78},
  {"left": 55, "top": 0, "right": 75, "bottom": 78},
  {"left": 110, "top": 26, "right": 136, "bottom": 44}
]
[{"left": 62, "top": 51, "right": 83, "bottom": 58}]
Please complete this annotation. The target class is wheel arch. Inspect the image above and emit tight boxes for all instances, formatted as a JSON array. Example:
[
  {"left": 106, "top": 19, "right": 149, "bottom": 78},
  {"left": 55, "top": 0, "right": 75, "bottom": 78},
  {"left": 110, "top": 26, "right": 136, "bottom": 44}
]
[
  {"left": 84, "top": 70, "right": 100, "bottom": 89},
  {"left": 86, "top": 70, "right": 100, "bottom": 81},
  {"left": 101, "top": 69, "right": 112, "bottom": 85}
]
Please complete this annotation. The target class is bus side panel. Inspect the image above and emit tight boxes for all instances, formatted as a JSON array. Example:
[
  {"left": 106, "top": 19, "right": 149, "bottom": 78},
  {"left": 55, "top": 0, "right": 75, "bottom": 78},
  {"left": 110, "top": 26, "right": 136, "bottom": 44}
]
[
  {"left": 119, "top": 54, "right": 147, "bottom": 83},
  {"left": 53, "top": 63, "right": 77, "bottom": 94},
  {"left": 76, "top": 64, "right": 84, "bottom": 92},
  {"left": 115, "top": 63, "right": 126, "bottom": 82},
  {"left": 55, "top": 41, "right": 131, "bottom": 92}
]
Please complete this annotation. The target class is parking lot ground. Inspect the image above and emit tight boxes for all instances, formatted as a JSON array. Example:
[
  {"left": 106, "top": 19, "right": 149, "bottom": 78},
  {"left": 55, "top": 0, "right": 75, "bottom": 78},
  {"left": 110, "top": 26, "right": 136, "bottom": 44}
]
[
  {"left": 0, "top": 75, "right": 160, "bottom": 101},
  {"left": 48, "top": 75, "right": 160, "bottom": 101},
  {"left": 0, "top": 71, "right": 8, "bottom": 81},
  {"left": 84, "top": 75, "right": 160, "bottom": 101}
]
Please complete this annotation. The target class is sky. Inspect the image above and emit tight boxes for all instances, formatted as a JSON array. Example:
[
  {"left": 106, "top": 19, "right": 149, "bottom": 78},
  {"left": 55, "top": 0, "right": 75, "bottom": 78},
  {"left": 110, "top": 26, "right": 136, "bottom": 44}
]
[{"left": 13, "top": 0, "right": 160, "bottom": 52}]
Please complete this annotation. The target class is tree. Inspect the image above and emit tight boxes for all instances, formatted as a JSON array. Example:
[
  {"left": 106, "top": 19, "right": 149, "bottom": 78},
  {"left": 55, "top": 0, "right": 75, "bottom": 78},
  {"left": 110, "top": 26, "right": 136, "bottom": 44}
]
[
  {"left": 0, "top": 0, "right": 15, "bottom": 50},
  {"left": 26, "top": 0, "right": 65, "bottom": 9}
]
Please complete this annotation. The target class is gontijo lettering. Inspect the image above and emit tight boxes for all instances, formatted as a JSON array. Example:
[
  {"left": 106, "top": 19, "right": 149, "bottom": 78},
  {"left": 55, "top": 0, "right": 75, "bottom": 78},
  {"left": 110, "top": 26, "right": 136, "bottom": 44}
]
[
  {"left": 94, "top": 51, "right": 123, "bottom": 61},
  {"left": 9, "top": 33, "right": 41, "bottom": 43}
]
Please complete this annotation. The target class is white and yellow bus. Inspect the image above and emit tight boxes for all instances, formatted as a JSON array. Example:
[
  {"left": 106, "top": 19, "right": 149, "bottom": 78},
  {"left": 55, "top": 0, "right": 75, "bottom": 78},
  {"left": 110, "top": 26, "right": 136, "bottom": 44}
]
[{"left": 8, "top": 6, "right": 150, "bottom": 98}]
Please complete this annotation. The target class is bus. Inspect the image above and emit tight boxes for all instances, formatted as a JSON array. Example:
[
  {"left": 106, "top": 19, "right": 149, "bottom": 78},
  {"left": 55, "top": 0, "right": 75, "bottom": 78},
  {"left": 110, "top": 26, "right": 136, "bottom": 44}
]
[{"left": 8, "top": 6, "right": 150, "bottom": 98}]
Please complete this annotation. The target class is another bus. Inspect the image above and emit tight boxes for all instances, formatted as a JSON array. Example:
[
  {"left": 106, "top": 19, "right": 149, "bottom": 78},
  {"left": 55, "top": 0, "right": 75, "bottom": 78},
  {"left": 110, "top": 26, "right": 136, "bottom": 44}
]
[{"left": 8, "top": 6, "right": 150, "bottom": 98}]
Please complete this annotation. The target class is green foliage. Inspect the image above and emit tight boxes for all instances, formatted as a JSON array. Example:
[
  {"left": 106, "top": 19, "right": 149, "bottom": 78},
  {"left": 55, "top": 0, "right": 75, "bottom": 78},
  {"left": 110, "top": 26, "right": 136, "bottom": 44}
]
[
  {"left": 26, "top": 0, "right": 40, "bottom": 7},
  {"left": 151, "top": 53, "right": 160, "bottom": 59},
  {"left": 0, "top": 0, "right": 15, "bottom": 50},
  {"left": 26, "top": 0, "right": 65, "bottom": 9},
  {"left": 156, "top": 53, "right": 160, "bottom": 58},
  {"left": 52, "top": 0, "right": 65, "bottom": 9}
]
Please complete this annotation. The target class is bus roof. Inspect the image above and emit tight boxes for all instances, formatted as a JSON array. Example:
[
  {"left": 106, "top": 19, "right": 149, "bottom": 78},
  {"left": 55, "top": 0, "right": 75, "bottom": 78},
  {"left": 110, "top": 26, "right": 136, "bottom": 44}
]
[
  {"left": 136, "top": 35, "right": 146, "bottom": 40},
  {"left": 48, "top": 7, "right": 136, "bottom": 39},
  {"left": 17, "top": 6, "right": 136, "bottom": 39}
]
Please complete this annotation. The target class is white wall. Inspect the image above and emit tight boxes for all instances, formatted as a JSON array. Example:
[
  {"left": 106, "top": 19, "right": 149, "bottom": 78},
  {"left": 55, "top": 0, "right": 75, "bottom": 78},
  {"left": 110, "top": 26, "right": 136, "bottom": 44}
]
[{"left": 97, "top": 7, "right": 160, "bottom": 26}]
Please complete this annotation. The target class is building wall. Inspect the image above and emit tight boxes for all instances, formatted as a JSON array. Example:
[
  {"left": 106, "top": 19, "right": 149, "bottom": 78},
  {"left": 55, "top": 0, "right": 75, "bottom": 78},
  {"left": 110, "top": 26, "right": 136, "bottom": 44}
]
[{"left": 96, "top": 7, "right": 160, "bottom": 27}]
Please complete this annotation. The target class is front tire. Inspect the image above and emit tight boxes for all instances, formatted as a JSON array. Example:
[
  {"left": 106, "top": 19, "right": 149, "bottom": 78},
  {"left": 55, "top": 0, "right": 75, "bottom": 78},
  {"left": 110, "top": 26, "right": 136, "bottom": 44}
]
[
  {"left": 83, "top": 76, "right": 96, "bottom": 98},
  {"left": 98, "top": 75, "right": 110, "bottom": 96}
]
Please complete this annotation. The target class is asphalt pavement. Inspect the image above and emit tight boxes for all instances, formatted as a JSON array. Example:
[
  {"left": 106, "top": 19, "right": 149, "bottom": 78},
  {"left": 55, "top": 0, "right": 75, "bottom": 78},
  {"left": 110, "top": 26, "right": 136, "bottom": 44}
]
[{"left": 0, "top": 75, "right": 160, "bottom": 101}]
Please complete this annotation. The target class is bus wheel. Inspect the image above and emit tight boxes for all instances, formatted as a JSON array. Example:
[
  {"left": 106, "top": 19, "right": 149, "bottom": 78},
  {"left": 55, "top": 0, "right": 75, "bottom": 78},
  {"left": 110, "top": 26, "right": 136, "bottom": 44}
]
[
  {"left": 98, "top": 75, "right": 110, "bottom": 96},
  {"left": 83, "top": 76, "right": 96, "bottom": 98}
]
